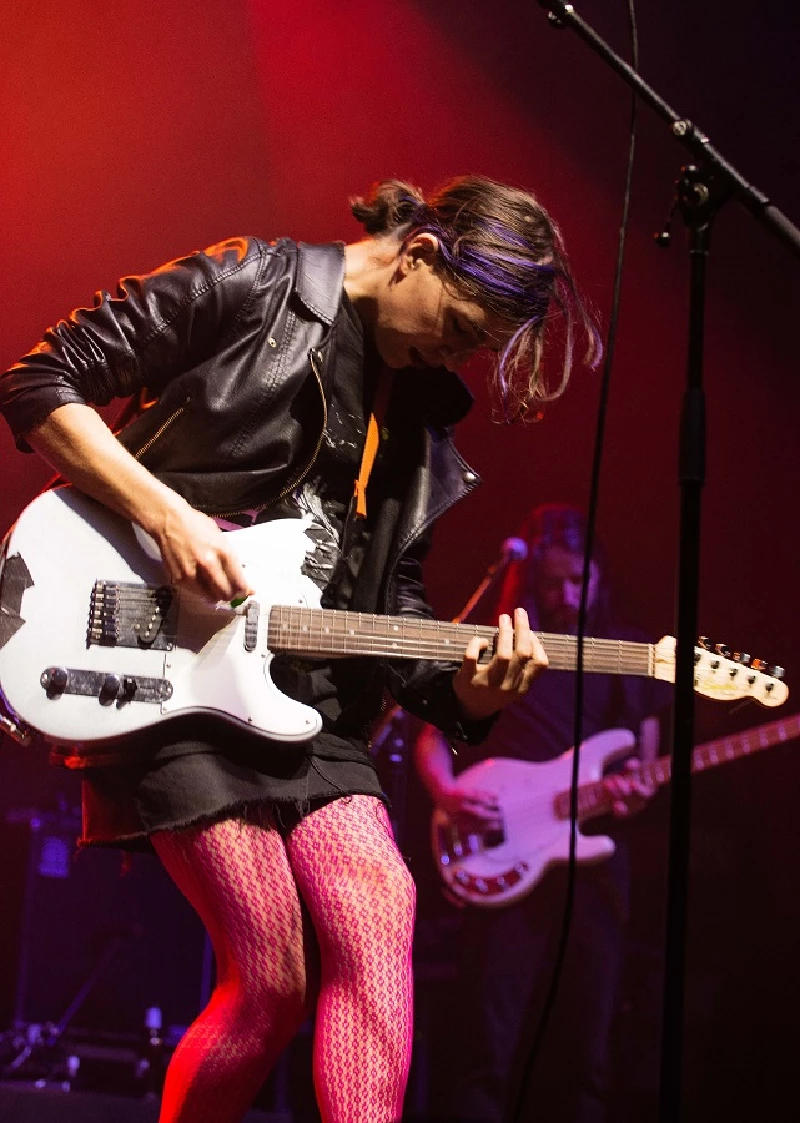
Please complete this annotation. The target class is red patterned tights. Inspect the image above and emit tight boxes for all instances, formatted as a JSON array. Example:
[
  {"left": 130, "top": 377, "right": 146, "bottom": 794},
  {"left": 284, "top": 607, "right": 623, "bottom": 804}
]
[{"left": 151, "top": 795, "right": 415, "bottom": 1122}]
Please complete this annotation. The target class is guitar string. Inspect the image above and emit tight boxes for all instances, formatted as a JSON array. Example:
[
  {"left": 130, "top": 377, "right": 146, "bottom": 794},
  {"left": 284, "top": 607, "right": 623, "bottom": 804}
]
[{"left": 104, "top": 592, "right": 774, "bottom": 687}]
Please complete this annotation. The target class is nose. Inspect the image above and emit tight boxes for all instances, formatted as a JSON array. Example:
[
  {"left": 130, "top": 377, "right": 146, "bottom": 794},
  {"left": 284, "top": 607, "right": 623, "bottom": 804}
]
[{"left": 441, "top": 345, "right": 478, "bottom": 373}]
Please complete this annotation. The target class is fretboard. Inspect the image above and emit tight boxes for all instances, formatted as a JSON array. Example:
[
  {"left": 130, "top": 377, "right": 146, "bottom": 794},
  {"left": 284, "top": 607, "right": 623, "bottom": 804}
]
[
  {"left": 555, "top": 712, "right": 800, "bottom": 822},
  {"left": 267, "top": 605, "right": 654, "bottom": 676}
]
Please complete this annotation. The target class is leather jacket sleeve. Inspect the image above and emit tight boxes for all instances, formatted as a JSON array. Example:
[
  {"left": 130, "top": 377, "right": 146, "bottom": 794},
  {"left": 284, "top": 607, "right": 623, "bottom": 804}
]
[
  {"left": 0, "top": 237, "right": 276, "bottom": 450},
  {"left": 385, "top": 536, "right": 497, "bottom": 746}
]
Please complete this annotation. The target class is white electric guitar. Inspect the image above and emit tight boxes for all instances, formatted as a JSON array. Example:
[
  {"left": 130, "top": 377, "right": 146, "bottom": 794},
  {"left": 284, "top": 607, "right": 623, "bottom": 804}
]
[
  {"left": 0, "top": 488, "right": 789, "bottom": 746},
  {"left": 432, "top": 713, "right": 800, "bottom": 907}
]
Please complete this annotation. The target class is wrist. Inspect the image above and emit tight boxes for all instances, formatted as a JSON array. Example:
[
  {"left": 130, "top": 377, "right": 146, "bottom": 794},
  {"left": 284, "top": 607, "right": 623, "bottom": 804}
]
[{"left": 137, "top": 485, "right": 191, "bottom": 540}]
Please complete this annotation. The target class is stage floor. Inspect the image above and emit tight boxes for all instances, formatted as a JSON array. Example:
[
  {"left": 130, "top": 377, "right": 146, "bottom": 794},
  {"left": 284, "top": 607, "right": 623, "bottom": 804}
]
[{"left": 0, "top": 1082, "right": 285, "bottom": 1122}]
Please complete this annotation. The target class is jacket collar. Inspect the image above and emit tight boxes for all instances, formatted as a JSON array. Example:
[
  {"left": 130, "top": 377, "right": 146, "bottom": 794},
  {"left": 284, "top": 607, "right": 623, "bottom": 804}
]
[
  {"left": 294, "top": 240, "right": 474, "bottom": 428},
  {"left": 295, "top": 241, "right": 346, "bottom": 325}
]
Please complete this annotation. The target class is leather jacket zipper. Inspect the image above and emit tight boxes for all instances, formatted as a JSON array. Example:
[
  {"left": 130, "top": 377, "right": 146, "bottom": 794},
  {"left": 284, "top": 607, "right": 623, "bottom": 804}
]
[{"left": 133, "top": 397, "right": 191, "bottom": 461}]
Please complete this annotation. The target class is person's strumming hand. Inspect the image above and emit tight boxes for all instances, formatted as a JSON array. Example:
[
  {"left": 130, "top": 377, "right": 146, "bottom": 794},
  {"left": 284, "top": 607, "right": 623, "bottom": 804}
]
[{"left": 147, "top": 494, "right": 252, "bottom": 604}]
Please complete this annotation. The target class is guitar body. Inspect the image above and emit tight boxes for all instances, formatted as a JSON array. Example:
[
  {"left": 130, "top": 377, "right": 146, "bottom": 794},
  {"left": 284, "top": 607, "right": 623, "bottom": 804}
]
[
  {"left": 431, "top": 729, "right": 637, "bottom": 908},
  {"left": 0, "top": 488, "right": 324, "bottom": 744}
]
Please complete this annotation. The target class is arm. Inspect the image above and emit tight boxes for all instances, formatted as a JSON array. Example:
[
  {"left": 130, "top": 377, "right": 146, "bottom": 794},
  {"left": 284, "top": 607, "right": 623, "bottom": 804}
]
[
  {"left": 413, "top": 723, "right": 501, "bottom": 828},
  {"left": 1, "top": 239, "right": 270, "bottom": 599},
  {"left": 0, "top": 238, "right": 266, "bottom": 450},
  {"left": 26, "top": 403, "right": 248, "bottom": 601}
]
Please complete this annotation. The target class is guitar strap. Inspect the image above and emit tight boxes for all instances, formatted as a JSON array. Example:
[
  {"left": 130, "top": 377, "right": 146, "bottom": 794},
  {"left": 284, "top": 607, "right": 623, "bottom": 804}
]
[{"left": 353, "top": 366, "right": 392, "bottom": 520}]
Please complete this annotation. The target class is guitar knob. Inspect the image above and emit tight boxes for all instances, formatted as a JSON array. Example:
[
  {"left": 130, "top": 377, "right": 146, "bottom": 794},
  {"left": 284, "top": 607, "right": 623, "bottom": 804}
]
[
  {"left": 120, "top": 676, "right": 138, "bottom": 703},
  {"left": 41, "top": 666, "right": 69, "bottom": 698},
  {"left": 98, "top": 674, "right": 121, "bottom": 705}
]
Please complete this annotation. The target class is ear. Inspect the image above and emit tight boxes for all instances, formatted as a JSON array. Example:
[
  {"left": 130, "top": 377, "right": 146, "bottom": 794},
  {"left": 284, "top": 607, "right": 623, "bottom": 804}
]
[{"left": 399, "top": 231, "right": 440, "bottom": 276}]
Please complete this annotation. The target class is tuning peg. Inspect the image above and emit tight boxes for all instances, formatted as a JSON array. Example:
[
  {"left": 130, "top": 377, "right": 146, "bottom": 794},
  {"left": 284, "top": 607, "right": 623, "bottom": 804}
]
[
  {"left": 734, "top": 652, "right": 750, "bottom": 665},
  {"left": 771, "top": 665, "right": 785, "bottom": 680},
  {"left": 697, "top": 636, "right": 711, "bottom": 649},
  {"left": 714, "top": 642, "right": 731, "bottom": 658},
  {"left": 751, "top": 658, "right": 767, "bottom": 671}
]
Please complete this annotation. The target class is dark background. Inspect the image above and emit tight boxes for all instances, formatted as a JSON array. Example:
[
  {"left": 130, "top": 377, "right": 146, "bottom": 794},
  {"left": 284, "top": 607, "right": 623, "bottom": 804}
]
[{"left": 1, "top": 2, "right": 798, "bottom": 1118}]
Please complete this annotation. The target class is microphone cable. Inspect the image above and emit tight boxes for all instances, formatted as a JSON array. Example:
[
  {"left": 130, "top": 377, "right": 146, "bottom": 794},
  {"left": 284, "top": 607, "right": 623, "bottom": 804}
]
[{"left": 509, "top": 2, "right": 641, "bottom": 1117}]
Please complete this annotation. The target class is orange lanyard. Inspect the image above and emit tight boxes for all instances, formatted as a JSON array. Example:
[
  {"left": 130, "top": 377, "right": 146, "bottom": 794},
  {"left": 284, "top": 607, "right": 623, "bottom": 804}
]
[{"left": 353, "top": 368, "right": 392, "bottom": 519}]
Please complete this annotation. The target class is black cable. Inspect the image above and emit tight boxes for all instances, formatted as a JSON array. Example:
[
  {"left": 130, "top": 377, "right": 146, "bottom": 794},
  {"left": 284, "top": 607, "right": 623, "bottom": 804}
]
[{"left": 508, "top": 2, "right": 640, "bottom": 1117}]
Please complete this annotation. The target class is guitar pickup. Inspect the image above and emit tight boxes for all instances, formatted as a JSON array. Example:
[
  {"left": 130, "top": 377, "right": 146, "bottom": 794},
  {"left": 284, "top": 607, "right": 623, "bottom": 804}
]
[
  {"left": 244, "top": 601, "right": 260, "bottom": 652},
  {"left": 87, "top": 581, "right": 177, "bottom": 650}
]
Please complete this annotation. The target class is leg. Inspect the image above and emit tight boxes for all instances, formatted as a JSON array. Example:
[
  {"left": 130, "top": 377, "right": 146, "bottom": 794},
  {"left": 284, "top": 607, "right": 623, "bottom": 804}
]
[
  {"left": 448, "top": 898, "right": 551, "bottom": 1123},
  {"left": 152, "top": 813, "right": 317, "bottom": 1123},
  {"left": 509, "top": 853, "right": 631, "bottom": 1123},
  {"left": 286, "top": 795, "right": 416, "bottom": 1123}
]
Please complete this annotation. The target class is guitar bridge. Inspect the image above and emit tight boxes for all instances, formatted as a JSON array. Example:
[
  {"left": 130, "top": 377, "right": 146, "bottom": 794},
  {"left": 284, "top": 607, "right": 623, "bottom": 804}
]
[{"left": 88, "top": 581, "right": 177, "bottom": 650}]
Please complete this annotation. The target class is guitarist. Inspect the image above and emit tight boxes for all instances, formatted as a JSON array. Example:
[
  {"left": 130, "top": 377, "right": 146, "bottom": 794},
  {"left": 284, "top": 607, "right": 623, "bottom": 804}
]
[
  {"left": 0, "top": 180, "right": 599, "bottom": 1123},
  {"left": 415, "top": 504, "right": 671, "bottom": 1123}
]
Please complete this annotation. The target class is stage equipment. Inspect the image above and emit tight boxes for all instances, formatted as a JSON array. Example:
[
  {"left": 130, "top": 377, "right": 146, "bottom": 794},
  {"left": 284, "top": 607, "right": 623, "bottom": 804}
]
[
  {"left": 536, "top": 5, "right": 800, "bottom": 1120},
  {"left": 0, "top": 807, "right": 206, "bottom": 1087}
]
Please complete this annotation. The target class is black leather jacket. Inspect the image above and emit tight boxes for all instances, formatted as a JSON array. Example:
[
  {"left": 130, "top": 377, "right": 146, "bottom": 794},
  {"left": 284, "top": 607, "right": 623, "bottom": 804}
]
[{"left": 0, "top": 236, "right": 494, "bottom": 749}]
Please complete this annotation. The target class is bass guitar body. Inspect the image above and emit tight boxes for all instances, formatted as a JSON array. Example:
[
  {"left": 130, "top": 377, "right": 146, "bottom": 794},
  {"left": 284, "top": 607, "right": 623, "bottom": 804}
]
[{"left": 432, "top": 729, "right": 636, "bottom": 908}]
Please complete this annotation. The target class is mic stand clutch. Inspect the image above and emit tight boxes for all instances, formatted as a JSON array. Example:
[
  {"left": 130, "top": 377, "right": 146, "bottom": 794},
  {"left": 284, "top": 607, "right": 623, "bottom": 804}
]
[{"left": 536, "top": 5, "right": 799, "bottom": 1122}]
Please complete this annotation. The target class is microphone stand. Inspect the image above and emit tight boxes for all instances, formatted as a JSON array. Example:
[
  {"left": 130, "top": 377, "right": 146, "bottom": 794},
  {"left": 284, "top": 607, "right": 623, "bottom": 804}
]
[{"left": 535, "top": 5, "right": 800, "bottom": 1121}]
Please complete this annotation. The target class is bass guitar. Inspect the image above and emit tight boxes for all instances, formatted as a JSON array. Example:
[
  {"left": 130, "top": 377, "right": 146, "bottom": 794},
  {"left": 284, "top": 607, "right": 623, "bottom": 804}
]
[
  {"left": 432, "top": 713, "right": 799, "bottom": 907},
  {"left": 0, "top": 488, "right": 788, "bottom": 745}
]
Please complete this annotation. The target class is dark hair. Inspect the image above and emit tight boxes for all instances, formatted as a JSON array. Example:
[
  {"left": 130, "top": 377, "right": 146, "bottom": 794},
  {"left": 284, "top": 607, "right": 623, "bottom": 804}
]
[
  {"left": 351, "top": 176, "right": 601, "bottom": 422},
  {"left": 496, "top": 504, "right": 613, "bottom": 630}
]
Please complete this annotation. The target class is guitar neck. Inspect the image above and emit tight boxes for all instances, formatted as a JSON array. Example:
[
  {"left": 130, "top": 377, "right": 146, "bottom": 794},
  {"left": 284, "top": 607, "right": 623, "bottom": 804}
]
[
  {"left": 556, "top": 713, "right": 800, "bottom": 822},
  {"left": 267, "top": 606, "right": 655, "bottom": 676}
]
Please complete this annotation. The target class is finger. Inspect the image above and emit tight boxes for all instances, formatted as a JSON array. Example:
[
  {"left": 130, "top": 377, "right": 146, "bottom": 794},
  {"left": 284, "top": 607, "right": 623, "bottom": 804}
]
[
  {"left": 531, "top": 630, "right": 549, "bottom": 668},
  {"left": 194, "top": 553, "right": 237, "bottom": 601},
  {"left": 494, "top": 613, "right": 514, "bottom": 662},
  {"left": 632, "top": 779, "right": 656, "bottom": 798},
  {"left": 466, "top": 797, "right": 500, "bottom": 814},
  {"left": 197, "top": 542, "right": 253, "bottom": 602},
  {"left": 519, "top": 652, "right": 544, "bottom": 688},
  {"left": 511, "top": 607, "right": 534, "bottom": 657},
  {"left": 460, "top": 634, "right": 486, "bottom": 675},
  {"left": 462, "top": 788, "right": 499, "bottom": 806},
  {"left": 220, "top": 550, "right": 253, "bottom": 599}
]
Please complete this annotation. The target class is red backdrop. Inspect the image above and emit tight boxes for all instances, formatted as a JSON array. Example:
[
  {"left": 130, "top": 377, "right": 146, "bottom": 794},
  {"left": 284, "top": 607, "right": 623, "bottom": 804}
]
[{"left": 1, "top": 3, "right": 798, "bottom": 1115}]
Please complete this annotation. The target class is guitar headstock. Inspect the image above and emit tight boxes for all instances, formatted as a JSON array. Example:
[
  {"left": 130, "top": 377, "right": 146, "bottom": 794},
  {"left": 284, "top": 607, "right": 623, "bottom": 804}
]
[{"left": 654, "top": 635, "right": 789, "bottom": 707}]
